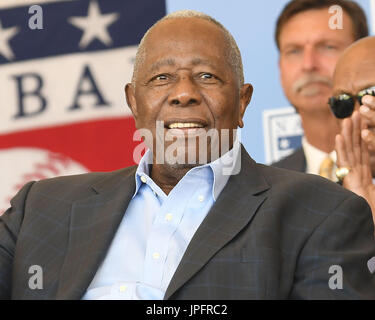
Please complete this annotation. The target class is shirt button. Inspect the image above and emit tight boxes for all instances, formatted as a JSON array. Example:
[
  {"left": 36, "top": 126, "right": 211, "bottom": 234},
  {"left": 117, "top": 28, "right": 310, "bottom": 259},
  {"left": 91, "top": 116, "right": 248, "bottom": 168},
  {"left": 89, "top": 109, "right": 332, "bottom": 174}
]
[
  {"left": 198, "top": 195, "right": 204, "bottom": 202},
  {"left": 152, "top": 252, "right": 160, "bottom": 260},
  {"left": 165, "top": 213, "right": 173, "bottom": 221},
  {"left": 119, "top": 285, "right": 127, "bottom": 292},
  {"left": 140, "top": 176, "right": 147, "bottom": 183}
]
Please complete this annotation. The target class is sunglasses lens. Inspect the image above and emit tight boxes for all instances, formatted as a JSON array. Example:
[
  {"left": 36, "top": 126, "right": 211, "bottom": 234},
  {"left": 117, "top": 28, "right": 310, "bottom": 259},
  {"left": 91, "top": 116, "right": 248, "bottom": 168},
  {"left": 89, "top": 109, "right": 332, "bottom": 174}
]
[
  {"left": 328, "top": 96, "right": 355, "bottom": 119},
  {"left": 358, "top": 88, "right": 375, "bottom": 105}
]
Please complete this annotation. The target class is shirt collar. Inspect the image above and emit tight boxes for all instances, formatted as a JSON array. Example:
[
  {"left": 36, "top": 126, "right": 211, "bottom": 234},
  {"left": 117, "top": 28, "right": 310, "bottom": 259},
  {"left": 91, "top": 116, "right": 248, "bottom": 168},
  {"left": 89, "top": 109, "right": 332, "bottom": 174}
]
[
  {"left": 209, "top": 137, "right": 240, "bottom": 200},
  {"left": 133, "top": 138, "right": 241, "bottom": 201},
  {"left": 133, "top": 150, "right": 153, "bottom": 198},
  {"left": 302, "top": 136, "right": 337, "bottom": 175}
]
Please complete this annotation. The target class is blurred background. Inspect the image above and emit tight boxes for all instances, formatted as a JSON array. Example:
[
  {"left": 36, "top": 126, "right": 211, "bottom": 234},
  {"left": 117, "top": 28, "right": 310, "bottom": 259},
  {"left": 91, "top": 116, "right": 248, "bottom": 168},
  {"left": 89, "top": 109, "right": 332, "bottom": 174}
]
[{"left": 0, "top": 0, "right": 373, "bottom": 212}]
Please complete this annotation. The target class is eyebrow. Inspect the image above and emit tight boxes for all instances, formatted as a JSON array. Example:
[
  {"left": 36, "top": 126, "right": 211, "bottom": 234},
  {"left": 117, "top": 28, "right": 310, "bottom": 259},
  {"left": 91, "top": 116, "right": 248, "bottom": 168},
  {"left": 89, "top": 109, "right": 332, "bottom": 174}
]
[
  {"left": 281, "top": 39, "right": 344, "bottom": 51},
  {"left": 190, "top": 58, "right": 214, "bottom": 67},
  {"left": 148, "top": 59, "right": 176, "bottom": 73}
]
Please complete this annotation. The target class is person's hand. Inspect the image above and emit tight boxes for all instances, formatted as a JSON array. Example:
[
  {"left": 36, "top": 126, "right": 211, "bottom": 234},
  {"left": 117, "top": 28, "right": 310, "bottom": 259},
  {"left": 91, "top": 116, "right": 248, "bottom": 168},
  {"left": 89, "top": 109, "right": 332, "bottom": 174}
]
[
  {"left": 359, "top": 95, "right": 375, "bottom": 151},
  {"left": 335, "top": 110, "right": 375, "bottom": 225}
]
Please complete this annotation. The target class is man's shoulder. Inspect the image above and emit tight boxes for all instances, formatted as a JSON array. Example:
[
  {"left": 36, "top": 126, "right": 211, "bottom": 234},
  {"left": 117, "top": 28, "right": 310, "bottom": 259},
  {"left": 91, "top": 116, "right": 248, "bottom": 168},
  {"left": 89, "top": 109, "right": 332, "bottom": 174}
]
[
  {"left": 255, "top": 162, "right": 362, "bottom": 211},
  {"left": 251, "top": 162, "right": 373, "bottom": 241},
  {"left": 25, "top": 165, "right": 137, "bottom": 202},
  {"left": 271, "top": 147, "right": 306, "bottom": 172},
  {"left": 258, "top": 162, "right": 346, "bottom": 192},
  {"left": 35, "top": 165, "right": 137, "bottom": 185},
  {"left": 241, "top": 146, "right": 353, "bottom": 206}
]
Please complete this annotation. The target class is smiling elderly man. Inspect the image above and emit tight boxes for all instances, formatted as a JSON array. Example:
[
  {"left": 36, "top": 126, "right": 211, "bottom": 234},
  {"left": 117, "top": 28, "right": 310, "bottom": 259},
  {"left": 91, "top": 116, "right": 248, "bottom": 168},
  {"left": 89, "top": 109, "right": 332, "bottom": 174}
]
[{"left": 1, "top": 10, "right": 375, "bottom": 300}]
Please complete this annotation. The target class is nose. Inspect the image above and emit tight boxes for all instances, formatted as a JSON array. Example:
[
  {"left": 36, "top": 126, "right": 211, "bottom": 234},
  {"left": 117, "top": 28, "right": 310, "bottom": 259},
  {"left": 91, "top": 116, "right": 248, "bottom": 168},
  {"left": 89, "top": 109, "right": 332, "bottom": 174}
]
[
  {"left": 301, "top": 46, "right": 318, "bottom": 72},
  {"left": 168, "top": 76, "right": 201, "bottom": 107}
]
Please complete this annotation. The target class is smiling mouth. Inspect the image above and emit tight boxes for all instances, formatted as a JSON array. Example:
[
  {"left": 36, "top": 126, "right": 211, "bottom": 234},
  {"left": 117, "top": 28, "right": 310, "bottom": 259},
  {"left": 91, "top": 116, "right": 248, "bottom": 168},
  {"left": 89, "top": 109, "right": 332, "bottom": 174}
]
[
  {"left": 164, "top": 119, "right": 208, "bottom": 130},
  {"left": 167, "top": 122, "right": 205, "bottom": 129}
]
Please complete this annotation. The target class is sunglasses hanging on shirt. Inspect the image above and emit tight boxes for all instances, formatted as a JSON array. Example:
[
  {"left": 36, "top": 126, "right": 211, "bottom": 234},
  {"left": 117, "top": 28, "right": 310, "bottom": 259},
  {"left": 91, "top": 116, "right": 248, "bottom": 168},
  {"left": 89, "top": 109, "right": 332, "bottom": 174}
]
[{"left": 328, "top": 85, "right": 375, "bottom": 119}]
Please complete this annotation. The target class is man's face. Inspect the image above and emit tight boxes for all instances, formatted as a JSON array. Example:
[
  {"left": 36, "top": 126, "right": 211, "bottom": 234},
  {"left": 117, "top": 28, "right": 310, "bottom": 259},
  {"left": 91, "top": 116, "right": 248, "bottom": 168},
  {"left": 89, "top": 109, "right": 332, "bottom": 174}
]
[
  {"left": 333, "top": 47, "right": 375, "bottom": 174},
  {"left": 126, "top": 18, "right": 252, "bottom": 166},
  {"left": 279, "top": 8, "right": 355, "bottom": 115}
]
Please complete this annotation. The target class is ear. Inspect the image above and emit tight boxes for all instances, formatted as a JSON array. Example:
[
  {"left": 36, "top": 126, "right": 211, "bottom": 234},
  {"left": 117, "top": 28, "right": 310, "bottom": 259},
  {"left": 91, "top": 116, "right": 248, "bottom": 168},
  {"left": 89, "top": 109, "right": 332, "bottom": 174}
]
[
  {"left": 125, "top": 83, "right": 138, "bottom": 119},
  {"left": 238, "top": 83, "right": 253, "bottom": 128}
]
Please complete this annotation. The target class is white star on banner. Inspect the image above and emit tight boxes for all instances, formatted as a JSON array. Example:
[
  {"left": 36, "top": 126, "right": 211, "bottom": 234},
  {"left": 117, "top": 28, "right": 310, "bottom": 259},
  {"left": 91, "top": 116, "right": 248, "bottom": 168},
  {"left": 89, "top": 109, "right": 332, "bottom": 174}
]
[
  {"left": 279, "top": 138, "right": 290, "bottom": 150},
  {"left": 68, "top": 1, "right": 119, "bottom": 49},
  {"left": 0, "top": 20, "right": 19, "bottom": 60}
]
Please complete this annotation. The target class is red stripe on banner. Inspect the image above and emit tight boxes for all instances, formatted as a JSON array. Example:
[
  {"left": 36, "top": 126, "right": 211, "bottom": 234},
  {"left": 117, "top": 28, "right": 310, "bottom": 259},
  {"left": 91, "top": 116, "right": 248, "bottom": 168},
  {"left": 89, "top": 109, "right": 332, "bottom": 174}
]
[{"left": 0, "top": 117, "right": 139, "bottom": 172}]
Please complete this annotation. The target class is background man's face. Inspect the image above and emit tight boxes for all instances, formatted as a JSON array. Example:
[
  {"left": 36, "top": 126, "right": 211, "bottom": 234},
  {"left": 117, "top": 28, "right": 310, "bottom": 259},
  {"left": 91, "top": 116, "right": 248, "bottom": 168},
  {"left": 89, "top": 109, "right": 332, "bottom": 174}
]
[
  {"left": 279, "top": 8, "right": 355, "bottom": 114},
  {"left": 333, "top": 48, "right": 375, "bottom": 174},
  {"left": 127, "top": 18, "right": 251, "bottom": 166}
]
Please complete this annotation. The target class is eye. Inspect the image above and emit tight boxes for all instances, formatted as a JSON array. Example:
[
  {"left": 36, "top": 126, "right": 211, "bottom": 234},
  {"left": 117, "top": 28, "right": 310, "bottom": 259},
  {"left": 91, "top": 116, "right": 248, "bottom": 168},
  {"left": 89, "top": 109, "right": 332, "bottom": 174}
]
[
  {"left": 285, "top": 48, "right": 301, "bottom": 55},
  {"left": 153, "top": 74, "right": 168, "bottom": 81},
  {"left": 148, "top": 73, "right": 172, "bottom": 85},
  {"left": 197, "top": 72, "right": 221, "bottom": 84},
  {"left": 200, "top": 73, "right": 214, "bottom": 79},
  {"left": 324, "top": 44, "right": 336, "bottom": 50},
  {"left": 317, "top": 43, "right": 339, "bottom": 54}
]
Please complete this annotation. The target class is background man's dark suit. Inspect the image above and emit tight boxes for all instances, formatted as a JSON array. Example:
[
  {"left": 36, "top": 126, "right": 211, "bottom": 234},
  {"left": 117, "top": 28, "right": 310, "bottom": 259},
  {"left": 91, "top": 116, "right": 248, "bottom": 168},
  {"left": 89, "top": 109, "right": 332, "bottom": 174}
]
[
  {"left": 1, "top": 147, "right": 374, "bottom": 299},
  {"left": 272, "top": 147, "right": 306, "bottom": 172}
]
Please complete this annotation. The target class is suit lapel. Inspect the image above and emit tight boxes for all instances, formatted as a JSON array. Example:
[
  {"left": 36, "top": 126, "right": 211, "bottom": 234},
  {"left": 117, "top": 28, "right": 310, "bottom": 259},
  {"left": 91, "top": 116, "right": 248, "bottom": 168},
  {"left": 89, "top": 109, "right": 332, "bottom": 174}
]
[
  {"left": 164, "top": 148, "right": 270, "bottom": 299},
  {"left": 294, "top": 148, "right": 307, "bottom": 172},
  {"left": 56, "top": 166, "right": 136, "bottom": 299}
]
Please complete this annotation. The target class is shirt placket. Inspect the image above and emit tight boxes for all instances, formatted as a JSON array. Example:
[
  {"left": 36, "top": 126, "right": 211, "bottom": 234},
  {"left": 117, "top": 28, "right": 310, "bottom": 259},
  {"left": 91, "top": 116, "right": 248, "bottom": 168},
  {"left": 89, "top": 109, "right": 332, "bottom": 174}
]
[{"left": 142, "top": 198, "right": 185, "bottom": 289}]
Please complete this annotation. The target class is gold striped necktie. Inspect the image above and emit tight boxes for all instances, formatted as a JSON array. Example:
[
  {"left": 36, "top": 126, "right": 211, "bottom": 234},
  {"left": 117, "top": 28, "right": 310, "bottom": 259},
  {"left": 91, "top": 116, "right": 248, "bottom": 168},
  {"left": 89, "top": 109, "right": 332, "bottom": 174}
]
[{"left": 319, "top": 156, "right": 334, "bottom": 180}]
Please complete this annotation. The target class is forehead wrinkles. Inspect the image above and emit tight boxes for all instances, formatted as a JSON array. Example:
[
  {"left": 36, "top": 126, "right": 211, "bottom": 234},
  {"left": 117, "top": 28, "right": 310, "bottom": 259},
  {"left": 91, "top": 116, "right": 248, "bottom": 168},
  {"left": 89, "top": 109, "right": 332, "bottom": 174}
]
[
  {"left": 333, "top": 38, "right": 375, "bottom": 94},
  {"left": 134, "top": 19, "right": 239, "bottom": 85},
  {"left": 334, "top": 68, "right": 370, "bottom": 96},
  {"left": 148, "top": 39, "right": 232, "bottom": 74},
  {"left": 333, "top": 61, "right": 355, "bottom": 93},
  {"left": 146, "top": 21, "right": 229, "bottom": 56},
  {"left": 334, "top": 47, "right": 375, "bottom": 92},
  {"left": 148, "top": 57, "right": 218, "bottom": 74}
]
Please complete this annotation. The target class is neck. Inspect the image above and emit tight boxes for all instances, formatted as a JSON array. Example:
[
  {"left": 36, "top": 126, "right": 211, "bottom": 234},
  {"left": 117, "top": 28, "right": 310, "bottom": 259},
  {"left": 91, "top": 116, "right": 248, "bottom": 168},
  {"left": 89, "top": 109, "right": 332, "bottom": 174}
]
[
  {"left": 150, "top": 163, "right": 193, "bottom": 195},
  {"left": 299, "top": 109, "right": 340, "bottom": 153},
  {"left": 149, "top": 139, "right": 237, "bottom": 195}
]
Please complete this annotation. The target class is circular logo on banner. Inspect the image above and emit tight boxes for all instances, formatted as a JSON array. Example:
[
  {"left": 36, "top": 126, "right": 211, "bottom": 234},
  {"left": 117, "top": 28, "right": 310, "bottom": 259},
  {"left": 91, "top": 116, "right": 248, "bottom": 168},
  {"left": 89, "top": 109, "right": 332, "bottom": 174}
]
[{"left": 0, "top": 147, "right": 88, "bottom": 214}]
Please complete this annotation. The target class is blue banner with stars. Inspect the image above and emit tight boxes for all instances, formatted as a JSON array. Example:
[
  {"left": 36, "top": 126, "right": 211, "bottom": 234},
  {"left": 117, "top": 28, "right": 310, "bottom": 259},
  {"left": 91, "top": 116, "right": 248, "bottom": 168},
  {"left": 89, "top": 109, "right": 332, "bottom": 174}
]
[
  {"left": 0, "top": 0, "right": 166, "bottom": 213},
  {"left": 0, "top": 0, "right": 165, "bottom": 64}
]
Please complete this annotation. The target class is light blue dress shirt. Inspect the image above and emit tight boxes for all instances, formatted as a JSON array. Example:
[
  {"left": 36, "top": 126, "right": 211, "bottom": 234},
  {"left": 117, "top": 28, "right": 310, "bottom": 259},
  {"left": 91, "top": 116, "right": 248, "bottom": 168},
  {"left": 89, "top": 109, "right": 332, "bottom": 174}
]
[{"left": 82, "top": 141, "right": 240, "bottom": 300}]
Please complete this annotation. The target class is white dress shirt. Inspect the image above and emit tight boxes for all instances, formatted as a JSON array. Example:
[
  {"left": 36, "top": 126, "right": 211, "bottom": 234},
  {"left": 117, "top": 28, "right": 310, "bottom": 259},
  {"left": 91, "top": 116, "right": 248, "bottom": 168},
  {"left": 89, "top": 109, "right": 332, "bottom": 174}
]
[
  {"left": 302, "top": 136, "right": 337, "bottom": 181},
  {"left": 82, "top": 140, "right": 240, "bottom": 300}
]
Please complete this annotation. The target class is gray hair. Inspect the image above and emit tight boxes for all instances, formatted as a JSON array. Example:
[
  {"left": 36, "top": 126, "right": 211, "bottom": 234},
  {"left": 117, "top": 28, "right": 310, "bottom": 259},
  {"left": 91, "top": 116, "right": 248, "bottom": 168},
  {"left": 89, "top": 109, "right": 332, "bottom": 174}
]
[{"left": 131, "top": 10, "right": 244, "bottom": 87}]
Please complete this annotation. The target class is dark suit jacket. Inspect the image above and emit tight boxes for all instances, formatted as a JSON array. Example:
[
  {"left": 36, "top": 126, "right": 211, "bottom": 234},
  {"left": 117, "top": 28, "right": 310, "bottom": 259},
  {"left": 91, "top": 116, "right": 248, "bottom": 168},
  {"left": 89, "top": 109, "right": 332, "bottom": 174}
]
[
  {"left": 272, "top": 147, "right": 306, "bottom": 172},
  {"left": 1, "top": 147, "right": 375, "bottom": 299}
]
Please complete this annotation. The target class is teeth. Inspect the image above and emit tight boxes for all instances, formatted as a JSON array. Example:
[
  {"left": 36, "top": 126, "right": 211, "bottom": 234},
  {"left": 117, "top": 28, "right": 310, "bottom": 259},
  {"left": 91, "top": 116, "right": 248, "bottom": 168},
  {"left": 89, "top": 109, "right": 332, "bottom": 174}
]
[{"left": 168, "top": 122, "right": 204, "bottom": 129}]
